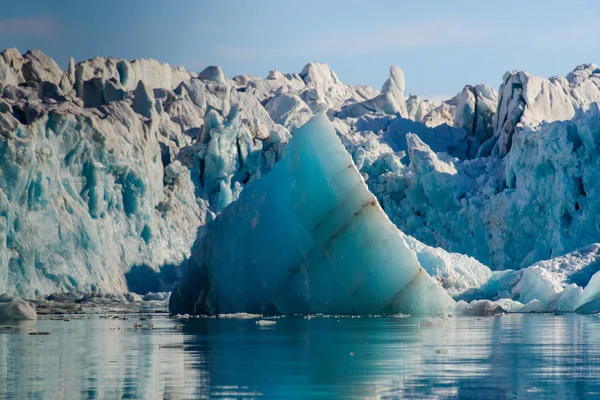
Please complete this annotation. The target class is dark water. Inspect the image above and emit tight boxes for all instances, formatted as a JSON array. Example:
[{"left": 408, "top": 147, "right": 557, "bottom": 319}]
[{"left": 1, "top": 313, "right": 600, "bottom": 399}]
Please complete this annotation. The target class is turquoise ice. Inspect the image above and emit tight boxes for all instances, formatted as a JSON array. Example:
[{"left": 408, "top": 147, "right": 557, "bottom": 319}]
[{"left": 170, "top": 115, "right": 454, "bottom": 315}]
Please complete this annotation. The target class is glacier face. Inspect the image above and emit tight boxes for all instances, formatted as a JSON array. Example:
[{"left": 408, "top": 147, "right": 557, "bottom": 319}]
[
  {"left": 377, "top": 104, "right": 600, "bottom": 271},
  {"left": 169, "top": 115, "right": 454, "bottom": 316},
  {"left": 0, "top": 49, "right": 290, "bottom": 297},
  {"left": 0, "top": 100, "right": 205, "bottom": 297},
  {"left": 3, "top": 47, "right": 600, "bottom": 313}
]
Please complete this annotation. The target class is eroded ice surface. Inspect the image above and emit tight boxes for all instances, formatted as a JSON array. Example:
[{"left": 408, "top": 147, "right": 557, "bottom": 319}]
[{"left": 170, "top": 115, "right": 454, "bottom": 315}]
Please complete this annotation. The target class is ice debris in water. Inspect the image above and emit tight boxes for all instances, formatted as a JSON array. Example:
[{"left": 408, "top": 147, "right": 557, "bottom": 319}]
[
  {"left": 256, "top": 320, "right": 276, "bottom": 326},
  {"left": 458, "top": 244, "right": 600, "bottom": 313},
  {"left": 170, "top": 115, "right": 454, "bottom": 316},
  {"left": 455, "top": 300, "right": 505, "bottom": 316},
  {"left": 0, "top": 297, "right": 37, "bottom": 320}
]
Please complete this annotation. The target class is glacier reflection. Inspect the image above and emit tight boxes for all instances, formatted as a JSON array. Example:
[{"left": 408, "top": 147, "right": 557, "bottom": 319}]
[{"left": 1, "top": 314, "right": 600, "bottom": 399}]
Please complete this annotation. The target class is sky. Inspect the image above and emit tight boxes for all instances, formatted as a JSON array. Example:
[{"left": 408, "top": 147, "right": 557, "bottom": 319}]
[{"left": 2, "top": 0, "right": 600, "bottom": 100}]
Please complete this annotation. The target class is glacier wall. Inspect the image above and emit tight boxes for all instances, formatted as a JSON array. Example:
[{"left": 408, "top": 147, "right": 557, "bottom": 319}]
[
  {"left": 0, "top": 49, "right": 290, "bottom": 296},
  {"left": 375, "top": 105, "right": 600, "bottom": 270},
  {"left": 0, "top": 101, "right": 205, "bottom": 297},
  {"left": 3, "top": 47, "right": 600, "bottom": 301}
]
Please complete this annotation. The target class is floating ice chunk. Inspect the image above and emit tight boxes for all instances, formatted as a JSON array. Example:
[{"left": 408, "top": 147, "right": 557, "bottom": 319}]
[
  {"left": 142, "top": 292, "right": 170, "bottom": 301},
  {"left": 455, "top": 300, "right": 505, "bottom": 316},
  {"left": 493, "top": 299, "right": 524, "bottom": 313},
  {"left": 170, "top": 115, "right": 454, "bottom": 315},
  {"left": 458, "top": 245, "right": 600, "bottom": 313},
  {"left": 512, "top": 266, "right": 563, "bottom": 305},
  {"left": 0, "top": 297, "right": 37, "bottom": 320},
  {"left": 256, "top": 320, "right": 276, "bottom": 326},
  {"left": 519, "top": 300, "right": 546, "bottom": 313},
  {"left": 218, "top": 313, "right": 262, "bottom": 319}
]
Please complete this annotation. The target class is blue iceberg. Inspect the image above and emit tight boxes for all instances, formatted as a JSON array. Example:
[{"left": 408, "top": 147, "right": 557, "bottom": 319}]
[{"left": 169, "top": 115, "right": 454, "bottom": 315}]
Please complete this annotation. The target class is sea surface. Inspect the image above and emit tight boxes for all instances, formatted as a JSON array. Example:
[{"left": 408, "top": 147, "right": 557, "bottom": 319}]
[{"left": 1, "top": 313, "right": 599, "bottom": 399}]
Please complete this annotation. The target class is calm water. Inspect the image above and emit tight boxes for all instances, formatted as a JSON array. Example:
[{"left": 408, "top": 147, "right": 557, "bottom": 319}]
[{"left": 1, "top": 313, "right": 600, "bottom": 399}]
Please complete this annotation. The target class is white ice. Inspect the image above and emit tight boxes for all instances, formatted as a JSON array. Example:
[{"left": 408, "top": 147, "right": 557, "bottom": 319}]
[{"left": 0, "top": 297, "right": 37, "bottom": 320}]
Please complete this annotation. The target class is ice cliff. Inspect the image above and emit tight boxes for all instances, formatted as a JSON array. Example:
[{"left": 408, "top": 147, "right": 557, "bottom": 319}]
[
  {"left": 0, "top": 49, "right": 284, "bottom": 297},
  {"left": 3, "top": 48, "right": 600, "bottom": 315}
]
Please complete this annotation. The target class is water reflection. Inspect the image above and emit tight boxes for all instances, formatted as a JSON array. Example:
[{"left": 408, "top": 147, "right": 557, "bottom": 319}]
[
  {"left": 1, "top": 314, "right": 600, "bottom": 399},
  {"left": 0, "top": 317, "right": 204, "bottom": 399}
]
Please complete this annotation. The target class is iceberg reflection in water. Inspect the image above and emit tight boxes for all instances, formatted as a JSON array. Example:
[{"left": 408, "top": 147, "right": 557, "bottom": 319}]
[{"left": 0, "top": 314, "right": 599, "bottom": 399}]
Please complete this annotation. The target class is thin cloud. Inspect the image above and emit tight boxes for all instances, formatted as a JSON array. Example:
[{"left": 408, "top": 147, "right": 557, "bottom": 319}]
[
  {"left": 213, "top": 16, "right": 494, "bottom": 61},
  {"left": 0, "top": 14, "right": 59, "bottom": 38},
  {"left": 180, "top": 59, "right": 206, "bottom": 71},
  {"left": 213, "top": 14, "right": 600, "bottom": 63}
]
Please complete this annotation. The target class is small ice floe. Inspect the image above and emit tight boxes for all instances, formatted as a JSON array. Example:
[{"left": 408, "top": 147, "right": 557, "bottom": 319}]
[
  {"left": 256, "top": 320, "right": 276, "bottom": 327},
  {"left": 0, "top": 298, "right": 37, "bottom": 321},
  {"left": 142, "top": 292, "right": 170, "bottom": 301},
  {"left": 455, "top": 300, "right": 506, "bottom": 316},
  {"left": 159, "top": 344, "right": 184, "bottom": 350},
  {"left": 218, "top": 313, "right": 262, "bottom": 319}
]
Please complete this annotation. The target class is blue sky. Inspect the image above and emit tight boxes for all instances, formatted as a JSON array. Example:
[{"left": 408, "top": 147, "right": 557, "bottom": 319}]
[{"left": 2, "top": 0, "right": 600, "bottom": 100}]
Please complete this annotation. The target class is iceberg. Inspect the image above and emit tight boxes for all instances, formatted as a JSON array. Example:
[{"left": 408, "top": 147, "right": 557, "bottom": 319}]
[
  {"left": 0, "top": 297, "right": 37, "bottom": 320},
  {"left": 169, "top": 115, "right": 454, "bottom": 315}
]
